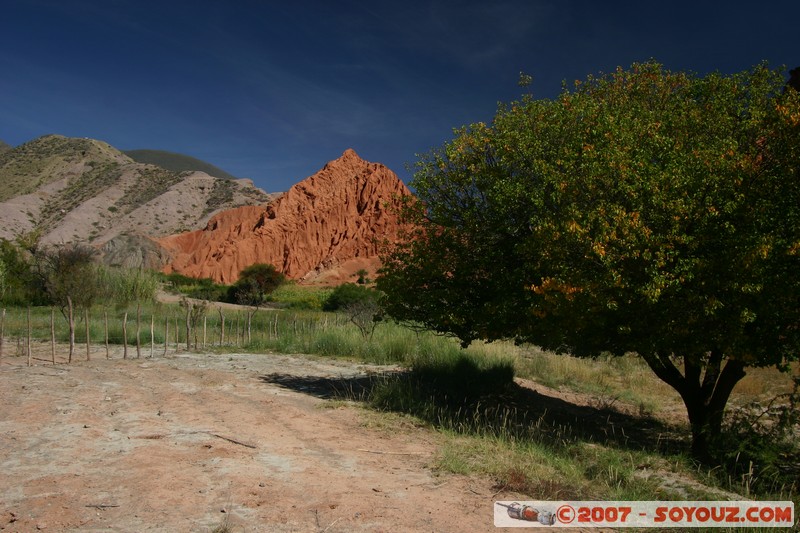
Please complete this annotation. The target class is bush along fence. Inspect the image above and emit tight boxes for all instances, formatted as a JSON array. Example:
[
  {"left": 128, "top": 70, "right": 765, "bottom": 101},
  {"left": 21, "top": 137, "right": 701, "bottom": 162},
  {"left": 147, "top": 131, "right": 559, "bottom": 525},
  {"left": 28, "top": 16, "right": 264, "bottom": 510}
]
[{"left": 0, "top": 303, "right": 363, "bottom": 367}]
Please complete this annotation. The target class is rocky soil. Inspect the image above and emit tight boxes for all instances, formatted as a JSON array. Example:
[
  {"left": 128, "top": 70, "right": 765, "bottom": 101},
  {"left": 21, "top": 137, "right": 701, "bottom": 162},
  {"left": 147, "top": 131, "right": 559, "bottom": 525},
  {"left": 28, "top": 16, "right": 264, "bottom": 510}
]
[{"left": 0, "top": 349, "right": 499, "bottom": 532}]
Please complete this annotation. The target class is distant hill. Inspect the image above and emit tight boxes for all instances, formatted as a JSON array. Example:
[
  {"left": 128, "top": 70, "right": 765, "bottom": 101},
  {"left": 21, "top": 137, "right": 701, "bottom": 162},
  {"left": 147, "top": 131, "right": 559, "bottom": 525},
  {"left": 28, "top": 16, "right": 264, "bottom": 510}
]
[
  {"left": 0, "top": 135, "right": 274, "bottom": 256},
  {"left": 0, "top": 140, "right": 11, "bottom": 153},
  {"left": 0, "top": 135, "right": 412, "bottom": 282},
  {"left": 124, "top": 149, "right": 238, "bottom": 180},
  {"left": 0, "top": 135, "right": 129, "bottom": 203}
]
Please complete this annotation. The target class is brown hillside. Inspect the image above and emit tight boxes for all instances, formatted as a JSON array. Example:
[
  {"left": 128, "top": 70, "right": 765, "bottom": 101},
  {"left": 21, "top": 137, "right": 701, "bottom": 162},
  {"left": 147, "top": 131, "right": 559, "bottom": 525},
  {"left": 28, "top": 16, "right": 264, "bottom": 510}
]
[
  {"left": 0, "top": 135, "right": 274, "bottom": 248},
  {"left": 160, "top": 149, "right": 412, "bottom": 284}
]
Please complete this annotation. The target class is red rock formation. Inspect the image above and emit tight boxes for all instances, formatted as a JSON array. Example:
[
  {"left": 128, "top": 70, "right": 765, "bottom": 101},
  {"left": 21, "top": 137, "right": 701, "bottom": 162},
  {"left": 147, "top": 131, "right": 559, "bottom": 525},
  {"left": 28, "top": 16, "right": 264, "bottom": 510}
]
[{"left": 159, "top": 149, "right": 412, "bottom": 284}]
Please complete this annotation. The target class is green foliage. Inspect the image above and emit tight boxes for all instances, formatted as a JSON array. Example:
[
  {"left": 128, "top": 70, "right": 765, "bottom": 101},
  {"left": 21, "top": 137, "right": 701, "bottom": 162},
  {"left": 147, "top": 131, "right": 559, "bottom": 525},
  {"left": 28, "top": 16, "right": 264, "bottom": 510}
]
[
  {"left": 162, "top": 272, "right": 230, "bottom": 301},
  {"left": 378, "top": 62, "right": 800, "bottom": 461},
  {"left": 0, "top": 135, "right": 126, "bottom": 203},
  {"left": 368, "top": 352, "right": 515, "bottom": 415},
  {"left": 354, "top": 268, "right": 370, "bottom": 284},
  {"left": 39, "top": 161, "right": 123, "bottom": 227},
  {"left": 0, "top": 239, "right": 47, "bottom": 305},
  {"left": 719, "top": 376, "right": 800, "bottom": 494},
  {"left": 35, "top": 244, "right": 100, "bottom": 311},
  {"left": 116, "top": 166, "right": 183, "bottom": 212},
  {"left": 268, "top": 283, "right": 332, "bottom": 310},
  {"left": 0, "top": 256, "right": 6, "bottom": 301},
  {"left": 322, "top": 283, "right": 380, "bottom": 312},
  {"left": 229, "top": 263, "right": 285, "bottom": 306},
  {"left": 96, "top": 266, "right": 159, "bottom": 306},
  {"left": 204, "top": 179, "right": 235, "bottom": 216}
]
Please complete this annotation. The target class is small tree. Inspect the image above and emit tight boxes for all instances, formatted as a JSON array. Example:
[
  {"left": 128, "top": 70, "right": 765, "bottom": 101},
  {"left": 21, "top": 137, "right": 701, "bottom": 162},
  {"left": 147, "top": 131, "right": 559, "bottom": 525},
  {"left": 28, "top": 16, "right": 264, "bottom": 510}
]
[
  {"left": 0, "top": 239, "right": 46, "bottom": 305},
  {"left": 230, "top": 263, "right": 285, "bottom": 306},
  {"left": 229, "top": 263, "right": 285, "bottom": 342},
  {"left": 179, "top": 297, "right": 209, "bottom": 350},
  {"left": 36, "top": 244, "right": 100, "bottom": 360},
  {"left": 354, "top": 268, "right": 370, "bottom": 284},
  {"left": 323, "top": 283, "right": 383, "bottom": 339},
  {"left": 0, "top": 256, "right": 6, "bottom": 302},
  {"left": 379, "top": 62, "right": 800, "bottom": 461}
]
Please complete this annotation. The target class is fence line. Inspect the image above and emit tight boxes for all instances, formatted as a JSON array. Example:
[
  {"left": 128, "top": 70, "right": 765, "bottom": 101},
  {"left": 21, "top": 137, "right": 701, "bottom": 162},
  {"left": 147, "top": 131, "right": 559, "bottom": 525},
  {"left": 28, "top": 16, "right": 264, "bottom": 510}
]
[{"left": 0, "top": 305, "right": 359, "bottom": 367}]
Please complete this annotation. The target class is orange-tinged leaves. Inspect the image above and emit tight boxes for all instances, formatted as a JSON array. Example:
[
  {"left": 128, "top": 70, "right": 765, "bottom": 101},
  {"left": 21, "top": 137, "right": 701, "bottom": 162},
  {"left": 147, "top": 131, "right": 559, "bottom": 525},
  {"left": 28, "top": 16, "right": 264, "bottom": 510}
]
[
  {"left": 530, "top": 277, "right": 582, "bottom": 299},
  {"left": 592, "top": 242, "right": 607, "bottom": 257}
]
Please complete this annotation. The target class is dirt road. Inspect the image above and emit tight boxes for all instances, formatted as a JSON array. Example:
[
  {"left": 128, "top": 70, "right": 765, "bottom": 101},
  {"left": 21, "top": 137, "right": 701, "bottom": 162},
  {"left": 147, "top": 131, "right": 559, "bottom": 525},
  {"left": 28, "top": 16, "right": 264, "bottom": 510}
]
[{"left": 0, "top": 350, "right": 500, "bottom": 532}]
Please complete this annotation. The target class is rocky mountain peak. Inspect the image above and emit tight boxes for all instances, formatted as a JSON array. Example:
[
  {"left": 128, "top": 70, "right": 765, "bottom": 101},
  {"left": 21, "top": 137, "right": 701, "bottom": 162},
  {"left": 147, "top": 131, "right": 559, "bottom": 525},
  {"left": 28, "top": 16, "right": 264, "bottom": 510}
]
[{"left": 160, "top": 150, "right": 412, "bottom": 284}]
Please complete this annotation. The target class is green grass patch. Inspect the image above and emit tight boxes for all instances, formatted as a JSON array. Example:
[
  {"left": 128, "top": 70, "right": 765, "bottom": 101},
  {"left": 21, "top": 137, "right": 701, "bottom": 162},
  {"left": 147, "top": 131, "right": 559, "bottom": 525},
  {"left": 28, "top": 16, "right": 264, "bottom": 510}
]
[
  {"left": 268, "top": 283, "right": 332, "bottom": 310},
  {"left": 3, "top": 301, "right": 796, "bottom": 513}
]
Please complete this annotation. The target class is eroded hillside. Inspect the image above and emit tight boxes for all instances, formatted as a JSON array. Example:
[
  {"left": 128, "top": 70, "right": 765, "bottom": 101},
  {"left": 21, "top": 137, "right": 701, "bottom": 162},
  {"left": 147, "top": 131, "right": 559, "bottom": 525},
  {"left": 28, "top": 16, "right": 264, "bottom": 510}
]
[{"left": 0, "top": 135, "right": 274, "bottom": 246}]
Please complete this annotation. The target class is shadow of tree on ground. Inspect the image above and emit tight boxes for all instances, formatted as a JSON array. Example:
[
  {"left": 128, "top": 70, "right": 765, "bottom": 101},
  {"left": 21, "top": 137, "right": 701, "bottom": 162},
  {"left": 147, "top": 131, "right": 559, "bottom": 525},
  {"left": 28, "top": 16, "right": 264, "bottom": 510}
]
[{"left": 259, "top": 368, "right": 688, "bottom": 457}]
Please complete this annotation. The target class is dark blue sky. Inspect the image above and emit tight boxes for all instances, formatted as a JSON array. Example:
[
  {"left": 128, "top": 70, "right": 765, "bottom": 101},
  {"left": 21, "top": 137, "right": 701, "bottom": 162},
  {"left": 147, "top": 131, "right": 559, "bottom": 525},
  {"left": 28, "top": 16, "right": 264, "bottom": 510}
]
[{"left": 1, "top": 0, "right": 798, "bottom": 192}]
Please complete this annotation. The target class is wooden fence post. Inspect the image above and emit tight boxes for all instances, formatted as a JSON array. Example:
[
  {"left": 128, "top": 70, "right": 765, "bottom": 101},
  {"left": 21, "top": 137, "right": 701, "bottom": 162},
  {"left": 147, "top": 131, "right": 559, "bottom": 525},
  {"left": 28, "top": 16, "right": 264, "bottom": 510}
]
[
  {"left": 164, "top": 317, "right": 168, "bottom": 357},
  {"left": 150, "top": 315, "right": 154, "bottom": 358},
  {"left": 122, "top": 312, "right": 128, "bottom": 359},
  {"left": 185, "top": 305, "right": 191, "bottom": 351},
  {"left": 27, "top": 307, "right": 32, "bottom": 367},
  {"left": 203, "top": 315, "right": 207, "bottom": 349},
  {"left": 67, "top": 297, "right": 74, "bottom": 363},
  {"left": 85, "top": 308, "right": 90, "bottom": 361},
  {"left": 104, "top": 311, "right": 109, "bottom": 359},
  {"left": 0, "top": 307, "right": 6, "bottom": 362},
  {"left": 0, "top": 308, "right": 4, "bottom": 362},
  {"left": 135, "top": 303, "right": 142, "bottom": 359},
  {"left": 218, "top": 308, "right": 225, "bottom": 346},
  {"left": 51, "top": 308, "right": 56, "bottom": 364},
  {"left": 174, "top": 316, "right": 178, "bottom": 352},
  {"left": 235, "top": 312, "right": 241, "bottom": 347}
]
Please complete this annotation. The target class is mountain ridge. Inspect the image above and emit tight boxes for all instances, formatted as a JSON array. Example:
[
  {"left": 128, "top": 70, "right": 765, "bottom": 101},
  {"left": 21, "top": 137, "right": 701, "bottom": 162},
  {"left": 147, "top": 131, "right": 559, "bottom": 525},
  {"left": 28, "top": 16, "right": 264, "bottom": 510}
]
[
  {"left": 0, "top": 134, "right": 274, "bottom": 248},
  {"left": 0, "top": 135, "right": 412, "bottom": 284},
  {"left": 124, "top": 149, "right": 239, "bottom": 180},
  {"left": 160, "top": 148, "right": 412, "bottom": 284}
]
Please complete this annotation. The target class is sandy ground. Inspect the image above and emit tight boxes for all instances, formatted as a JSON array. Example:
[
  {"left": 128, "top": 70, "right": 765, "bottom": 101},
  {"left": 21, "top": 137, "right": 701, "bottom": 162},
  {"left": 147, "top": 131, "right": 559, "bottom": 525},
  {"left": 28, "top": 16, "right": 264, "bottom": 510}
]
[{"left": 0, "top": 348, "right": 505, "bottom": 533}]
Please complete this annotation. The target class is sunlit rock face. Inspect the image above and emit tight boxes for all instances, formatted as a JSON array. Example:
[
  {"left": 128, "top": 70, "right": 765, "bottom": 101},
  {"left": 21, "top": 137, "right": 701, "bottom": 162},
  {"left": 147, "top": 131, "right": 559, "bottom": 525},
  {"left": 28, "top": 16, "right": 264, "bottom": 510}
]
[{"left": 160, "top": 149, "right": 412, "bottom": 284}]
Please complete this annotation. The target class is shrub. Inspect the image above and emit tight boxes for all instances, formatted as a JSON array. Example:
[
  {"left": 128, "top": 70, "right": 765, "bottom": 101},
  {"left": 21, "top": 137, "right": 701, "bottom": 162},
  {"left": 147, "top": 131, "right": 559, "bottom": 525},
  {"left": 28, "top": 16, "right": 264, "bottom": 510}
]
[
  {"left": 322, "top": 283, "right": 380, "bottom": 312},
  {"left": 228, "top": 263, "right": 285, "bottom": 307}
]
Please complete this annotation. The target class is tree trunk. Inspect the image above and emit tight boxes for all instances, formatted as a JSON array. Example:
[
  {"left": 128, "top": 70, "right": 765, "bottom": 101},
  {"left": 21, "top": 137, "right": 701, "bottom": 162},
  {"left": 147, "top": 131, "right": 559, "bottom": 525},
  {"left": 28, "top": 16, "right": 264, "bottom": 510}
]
[{"left": 642, "top": 350, "right": 746, "bottom": 461}]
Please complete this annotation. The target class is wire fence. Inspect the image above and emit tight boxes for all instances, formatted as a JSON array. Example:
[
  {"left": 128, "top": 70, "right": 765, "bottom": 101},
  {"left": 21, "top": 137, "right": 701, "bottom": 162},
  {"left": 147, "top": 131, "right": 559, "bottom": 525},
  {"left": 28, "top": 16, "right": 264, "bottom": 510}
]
[
  {"left": 0, "top": 304, "right": 354, "bottom": 367},
  {"left": 0, "top": 305, "right": 249, "bottom": 365}
]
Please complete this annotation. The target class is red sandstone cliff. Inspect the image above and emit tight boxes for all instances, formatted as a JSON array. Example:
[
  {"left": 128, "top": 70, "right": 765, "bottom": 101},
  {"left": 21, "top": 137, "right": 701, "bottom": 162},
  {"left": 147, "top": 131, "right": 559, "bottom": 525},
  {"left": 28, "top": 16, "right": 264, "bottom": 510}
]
[{"left": 159, "top": 149, "right": 412, "bottom": 284}]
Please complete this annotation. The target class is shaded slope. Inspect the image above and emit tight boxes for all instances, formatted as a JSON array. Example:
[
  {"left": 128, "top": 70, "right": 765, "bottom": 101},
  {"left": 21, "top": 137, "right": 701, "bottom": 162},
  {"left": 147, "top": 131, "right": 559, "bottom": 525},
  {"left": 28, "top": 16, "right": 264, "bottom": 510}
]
[{"left": 124, "top": 149, "right": 238, "bottom": 180}]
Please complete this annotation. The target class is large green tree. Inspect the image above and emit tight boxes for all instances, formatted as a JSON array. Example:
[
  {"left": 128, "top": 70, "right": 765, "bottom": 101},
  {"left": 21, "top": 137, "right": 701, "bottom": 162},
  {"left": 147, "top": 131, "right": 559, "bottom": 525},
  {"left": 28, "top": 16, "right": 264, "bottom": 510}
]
[{"left": 378, "top": 62, "right": 800, "bottom": 460}]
